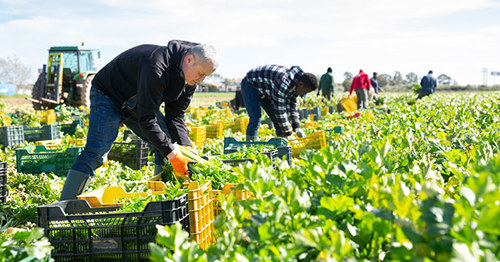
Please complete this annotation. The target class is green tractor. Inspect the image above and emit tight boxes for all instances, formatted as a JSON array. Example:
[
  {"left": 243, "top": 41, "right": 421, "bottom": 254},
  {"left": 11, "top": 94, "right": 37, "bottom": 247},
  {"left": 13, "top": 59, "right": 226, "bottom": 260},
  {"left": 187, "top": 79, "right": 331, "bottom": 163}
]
[{"left": 31, "top": 45, "right": 100, "bottom": 110}]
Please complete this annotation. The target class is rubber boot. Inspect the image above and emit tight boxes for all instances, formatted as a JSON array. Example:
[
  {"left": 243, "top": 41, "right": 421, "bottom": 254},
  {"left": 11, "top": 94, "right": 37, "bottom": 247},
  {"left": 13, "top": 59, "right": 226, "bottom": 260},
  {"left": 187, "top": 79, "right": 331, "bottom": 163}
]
[
  {"left": 60, "top": 169, "right": 91, "bottom": 201},
  {"left": 246, "top": 135, "right": 257, "bottom": 142},
  {"left": 154, "top": 164, "right": 164, "bottom": 176}
]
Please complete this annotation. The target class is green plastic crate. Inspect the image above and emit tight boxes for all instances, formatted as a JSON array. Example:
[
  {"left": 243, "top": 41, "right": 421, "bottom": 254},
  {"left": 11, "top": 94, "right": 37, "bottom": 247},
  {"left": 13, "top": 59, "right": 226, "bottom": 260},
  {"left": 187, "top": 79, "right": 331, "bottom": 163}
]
[
  {"left": 16, "top": 145, "right": 83, "bottom": 176},
  {"left": 24, "top": 123, "right": 60, "bottom": 142},
  {"left": 0, "top": 125, "right": 24, "bottom": 147},
  {"left": 223, "top": 137, "right": 291, "bottom": 165}
]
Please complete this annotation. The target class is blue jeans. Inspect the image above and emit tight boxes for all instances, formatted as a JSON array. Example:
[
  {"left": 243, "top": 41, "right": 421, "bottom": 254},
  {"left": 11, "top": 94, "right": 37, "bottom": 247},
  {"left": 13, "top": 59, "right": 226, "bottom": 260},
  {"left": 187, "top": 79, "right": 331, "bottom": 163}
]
[
  {"left": 240, "top": 77, "right": 284, "bottom": 137},
  {"left": 70, "top": 88, "right": 169, "bottom": 176}
]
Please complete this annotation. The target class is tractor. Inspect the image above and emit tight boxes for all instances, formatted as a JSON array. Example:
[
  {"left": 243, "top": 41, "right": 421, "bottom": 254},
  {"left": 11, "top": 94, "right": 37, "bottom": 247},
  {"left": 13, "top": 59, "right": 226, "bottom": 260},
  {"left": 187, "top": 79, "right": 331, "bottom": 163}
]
[{"left": 30, "top": 44, "right": 100, "bottom": 110}]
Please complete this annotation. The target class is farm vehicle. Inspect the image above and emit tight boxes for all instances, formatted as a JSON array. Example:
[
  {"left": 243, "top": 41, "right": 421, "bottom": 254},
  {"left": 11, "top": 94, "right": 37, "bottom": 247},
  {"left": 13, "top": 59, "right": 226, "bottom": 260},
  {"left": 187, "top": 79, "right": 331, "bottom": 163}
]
[{"left": 30, "top": 44, "right": 100, "bottom": 110}]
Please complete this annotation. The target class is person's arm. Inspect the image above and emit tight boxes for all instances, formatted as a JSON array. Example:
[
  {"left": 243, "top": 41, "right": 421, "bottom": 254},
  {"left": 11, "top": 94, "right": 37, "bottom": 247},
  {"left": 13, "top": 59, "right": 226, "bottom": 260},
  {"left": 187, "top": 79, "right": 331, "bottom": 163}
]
[
  {"left": 271, "top": 79, "right": 294, "bottom": 137},
  {"left": 164, "top": 85, "right": 195, "bottom": 147},
  {"left": 136, "top": 67, "right": 177, "bottom": 157},
  {"left": 330, "top": 75, "right": 335, "bottom": 92},
  {"left": 288, "top": 97, "right": 300, "bottom": 131},
  {"left": 349, "top": 79, "right": 355, "bottom": 95}
]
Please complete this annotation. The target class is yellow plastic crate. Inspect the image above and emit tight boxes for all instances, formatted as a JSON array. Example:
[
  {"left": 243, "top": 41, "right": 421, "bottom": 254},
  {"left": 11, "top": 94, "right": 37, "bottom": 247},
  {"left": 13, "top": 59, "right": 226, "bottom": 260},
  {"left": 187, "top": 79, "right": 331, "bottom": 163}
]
[
  {"left": 35, "top": 139, "right": 63, "bottom": 150},
  {"left": 192, "top": 108, "right": 208, "bottom": 120},
  {"left": 212, "top": 183, "right": 253, "bottom": 218},
  {"left": 226, "top": 117, "right": 249, "bottom": 134},
  {"left": 35, "top": 138, "right": 86, "bottom": 149},
  {"left": 321, "top": 106, "right": 329, "bottom": 116},
  {"left": 0, "top": 112, "right": 11, "bottom": 126},
  {"left": 206, "top": 122, "right": 223, "bottom": 139},
  {"left": 340, "top": 96, "right": 357, "bottom": 113},
  {"left": 289, "top": 131, "right": 327, "bottom": 157},
  {"left": 40, "top": 109, "right": 56, "bottom": 125},
  {"left": 188, "top": 181, "right": 215, "bottom": 250},
  {"left": 147, "top": 177, "right": 215, "bottom": 249},
  {"left": 77, "top": 186, "right": 159, "bottom": 208},
  {"left": 189, "top": 126, "right": 206, "bottom": 147}
]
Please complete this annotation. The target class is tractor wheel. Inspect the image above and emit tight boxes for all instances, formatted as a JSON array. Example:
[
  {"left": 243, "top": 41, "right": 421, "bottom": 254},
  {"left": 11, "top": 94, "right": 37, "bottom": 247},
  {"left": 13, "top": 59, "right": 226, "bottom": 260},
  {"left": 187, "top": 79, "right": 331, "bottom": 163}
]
[
  {"left": 80, "top": 75, "right": 94, "bottom": 108},
  {"left": 32, "top": 79, "right": 43, "bottom": 110}
]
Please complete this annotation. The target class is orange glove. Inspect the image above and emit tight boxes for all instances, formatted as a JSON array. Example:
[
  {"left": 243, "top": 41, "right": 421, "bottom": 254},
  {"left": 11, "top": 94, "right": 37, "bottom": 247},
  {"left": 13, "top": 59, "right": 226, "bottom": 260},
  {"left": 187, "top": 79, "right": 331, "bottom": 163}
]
[{"left": 169, "top": 153, "right": 192, "bottom": 180}]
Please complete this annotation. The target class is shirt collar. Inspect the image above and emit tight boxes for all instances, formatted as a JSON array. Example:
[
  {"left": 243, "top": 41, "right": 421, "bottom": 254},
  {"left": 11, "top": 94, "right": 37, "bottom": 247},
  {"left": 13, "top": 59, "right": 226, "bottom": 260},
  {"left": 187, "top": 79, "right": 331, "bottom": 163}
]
[{"left": 178, "top": 53, "right": 186, "bottom": 79}]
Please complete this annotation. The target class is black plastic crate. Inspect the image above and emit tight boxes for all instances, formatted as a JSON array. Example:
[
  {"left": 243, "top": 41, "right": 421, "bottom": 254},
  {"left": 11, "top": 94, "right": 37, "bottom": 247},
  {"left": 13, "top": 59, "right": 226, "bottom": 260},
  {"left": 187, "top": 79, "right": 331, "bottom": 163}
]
[
  {"left": 276, "top": 146, "right": 292, "bottom": 165},
  {"left": 37, "top": 194, "right": 189, "bottom": 262},
  {"left": 0, "top": 125, "right": 24, "bottom": 147},
  {"left": 108, "top": 139, "right": 149, "bottom": 170},
  {"left": 24, "top": 123, "right": 60, "bottom": 142},
  {"left": 0, "top": 162, "right": 7, "bottom": 203}
]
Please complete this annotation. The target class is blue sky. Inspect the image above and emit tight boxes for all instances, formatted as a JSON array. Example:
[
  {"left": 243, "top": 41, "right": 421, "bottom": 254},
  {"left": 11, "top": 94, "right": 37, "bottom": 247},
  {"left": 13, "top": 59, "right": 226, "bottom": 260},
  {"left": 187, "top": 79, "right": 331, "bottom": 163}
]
[{"left": 1, "top": 0, "right": 499, "bottom": 85}]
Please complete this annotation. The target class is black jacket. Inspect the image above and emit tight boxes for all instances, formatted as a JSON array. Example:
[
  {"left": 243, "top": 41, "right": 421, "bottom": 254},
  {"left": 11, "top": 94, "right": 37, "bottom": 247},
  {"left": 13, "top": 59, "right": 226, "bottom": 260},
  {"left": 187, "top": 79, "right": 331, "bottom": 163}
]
[{"left": 92, "top": 40, "right": 197, "bottom": 156}]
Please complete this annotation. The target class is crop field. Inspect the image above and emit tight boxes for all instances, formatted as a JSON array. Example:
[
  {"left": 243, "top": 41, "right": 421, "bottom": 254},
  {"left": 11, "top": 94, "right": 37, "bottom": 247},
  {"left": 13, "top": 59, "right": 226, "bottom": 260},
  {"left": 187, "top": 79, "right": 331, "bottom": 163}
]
[{"left": 0, "top": 92, "right": 499, "bottom": 261}]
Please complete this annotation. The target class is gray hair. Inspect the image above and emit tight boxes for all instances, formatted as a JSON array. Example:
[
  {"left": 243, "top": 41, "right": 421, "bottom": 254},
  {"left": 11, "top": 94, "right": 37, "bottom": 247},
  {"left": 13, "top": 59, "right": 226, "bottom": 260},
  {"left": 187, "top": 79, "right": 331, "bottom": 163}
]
[{"left": 187, "top": 44, "right": 219, "bottom": 70}]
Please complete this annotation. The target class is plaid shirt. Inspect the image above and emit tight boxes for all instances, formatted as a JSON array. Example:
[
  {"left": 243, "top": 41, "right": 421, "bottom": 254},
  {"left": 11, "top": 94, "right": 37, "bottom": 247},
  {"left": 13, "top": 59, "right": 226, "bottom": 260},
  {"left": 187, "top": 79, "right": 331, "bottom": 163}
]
[{"left": 246, "top": 65, "right": 303, "bottom": 135}]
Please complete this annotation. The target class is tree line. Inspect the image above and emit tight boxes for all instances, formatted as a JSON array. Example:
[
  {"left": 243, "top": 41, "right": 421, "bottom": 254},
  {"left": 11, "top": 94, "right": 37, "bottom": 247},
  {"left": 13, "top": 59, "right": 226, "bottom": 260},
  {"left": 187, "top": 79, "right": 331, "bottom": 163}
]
[{"left": 0, "top": 55, "right": 32, "bottom": 85}]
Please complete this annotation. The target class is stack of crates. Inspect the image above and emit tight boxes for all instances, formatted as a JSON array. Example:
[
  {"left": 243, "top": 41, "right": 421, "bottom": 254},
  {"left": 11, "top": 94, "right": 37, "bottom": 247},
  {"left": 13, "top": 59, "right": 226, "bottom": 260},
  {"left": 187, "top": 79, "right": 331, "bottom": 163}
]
[
  {"left": 37, "top": 194, "right": 189, "bottom": 261},
  {"left": 288, "top": 131, "right": 327, "bottom": 157},
  {"left": 108, "top": 138, "right": 149, "bottom": 170},
  {"left": 16, "top": 145, "right": 84, "bottom": 176},
  {"left": 24, "top": 123, "right": 60, "bottom": 142},
  {"left": 206, "top": 121, "right": 224, "bottom": 139},
  {"left": 189, "top": 126, "right": 207, "bottom": 147},
  {"left": 0, "top": 162, "right": 6, "bottom": 203},
  {"left": 0, "top": 125, "right": 24, "bottom": 147}
]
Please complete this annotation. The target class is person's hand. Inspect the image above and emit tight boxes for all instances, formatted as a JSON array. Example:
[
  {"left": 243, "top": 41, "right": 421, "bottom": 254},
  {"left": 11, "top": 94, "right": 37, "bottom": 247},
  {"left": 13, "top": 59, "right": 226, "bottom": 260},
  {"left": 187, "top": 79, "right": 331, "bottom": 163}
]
[
  {"left": 295, "top": 128, "right": 305, "bottom": 138},
  {"left": 168, "top": 152, "right": 193, "bottom": 180}
]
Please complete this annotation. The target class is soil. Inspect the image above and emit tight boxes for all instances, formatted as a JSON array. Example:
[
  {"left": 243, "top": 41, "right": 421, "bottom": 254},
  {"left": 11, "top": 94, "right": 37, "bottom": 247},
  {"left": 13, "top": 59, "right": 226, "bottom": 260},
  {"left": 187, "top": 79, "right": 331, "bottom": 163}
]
[
  {"left": 1, "top": 97, "right": 34, "bottom": 112},
  {"left": 1, "top": 94, "right": 234, "bottom": 113}
]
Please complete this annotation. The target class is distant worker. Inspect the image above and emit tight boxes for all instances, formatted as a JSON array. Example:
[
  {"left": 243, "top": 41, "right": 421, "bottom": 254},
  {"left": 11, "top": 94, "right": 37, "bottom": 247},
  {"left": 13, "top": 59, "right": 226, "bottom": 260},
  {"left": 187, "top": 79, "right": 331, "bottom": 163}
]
[
  {"left": 317, "top": 67, "right": 335, "bottom": 101},
  {"left": 349, "top": 69, "right": 371, "bottom": 109},
  {"left": 240, "top": 65, "right": 318, "bottom": 141},
  {"left": 417, "top": 70, "right": 437, "bottom": 100},
  {"left": 59, "top": 40, "right": 219, "bottom": 201},
  {"left": 370, "top": 72, "right": 380, "bottom": 103}
]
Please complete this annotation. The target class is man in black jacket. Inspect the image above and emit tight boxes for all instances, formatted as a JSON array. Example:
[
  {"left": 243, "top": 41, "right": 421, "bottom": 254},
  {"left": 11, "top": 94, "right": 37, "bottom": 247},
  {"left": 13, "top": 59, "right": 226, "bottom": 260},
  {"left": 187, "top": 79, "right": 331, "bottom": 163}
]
[{"left": 60, "top": 40, "right": 218, "bottom": 200}]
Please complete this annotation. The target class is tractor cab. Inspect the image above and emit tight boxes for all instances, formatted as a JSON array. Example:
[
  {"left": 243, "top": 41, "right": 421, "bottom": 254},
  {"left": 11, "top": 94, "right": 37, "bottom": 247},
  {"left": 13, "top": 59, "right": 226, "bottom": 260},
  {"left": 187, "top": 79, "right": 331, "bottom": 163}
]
[{"left": 31, "top": 45, "right": 100, "bottom": 110}]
